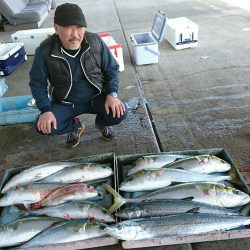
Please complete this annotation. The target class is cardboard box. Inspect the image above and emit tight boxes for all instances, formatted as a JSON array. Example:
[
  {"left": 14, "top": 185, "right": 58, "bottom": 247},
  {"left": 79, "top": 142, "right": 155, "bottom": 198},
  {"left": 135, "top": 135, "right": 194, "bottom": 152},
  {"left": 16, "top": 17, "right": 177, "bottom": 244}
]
[
  {"left": 0, "top": 95, "right": 39, "bottom": 125},
  {"left": 0, "top": 43, "right": 27, "bottom": 76},
  {"left": 166, "top": 17, "right": 198, "bottom": 50},
  {"left": 11, "top": 28, "right": 55, "bottom": 55},
  {"left": 130, "top": 10, "right": 167, "bottom": 65}
]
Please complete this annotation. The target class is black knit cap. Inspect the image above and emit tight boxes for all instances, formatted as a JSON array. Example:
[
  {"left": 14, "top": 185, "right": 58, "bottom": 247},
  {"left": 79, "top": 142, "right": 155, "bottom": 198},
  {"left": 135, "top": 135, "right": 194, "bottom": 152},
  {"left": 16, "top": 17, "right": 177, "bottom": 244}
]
[{"left": 54, "top": 3, "right": 87, "bottom": 27}]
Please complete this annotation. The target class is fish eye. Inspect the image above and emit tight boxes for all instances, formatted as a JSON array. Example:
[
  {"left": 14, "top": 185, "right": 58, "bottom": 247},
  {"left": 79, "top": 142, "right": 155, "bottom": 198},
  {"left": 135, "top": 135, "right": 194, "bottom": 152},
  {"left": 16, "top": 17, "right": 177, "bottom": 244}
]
[{"left": 232, "top": 189, "right": 241, "bottom": 195}]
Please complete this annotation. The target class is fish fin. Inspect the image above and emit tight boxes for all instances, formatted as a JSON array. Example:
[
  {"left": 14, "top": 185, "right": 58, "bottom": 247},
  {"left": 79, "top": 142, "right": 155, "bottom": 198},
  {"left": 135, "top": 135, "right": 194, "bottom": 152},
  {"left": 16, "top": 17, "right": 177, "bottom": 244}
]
[
  {"left": 229, "top": 161, "right": 241, "bottom": 184},
  {"left": 174, "top": 167, "right": 184, "bottom": 170},
  {"left": 195, "top": 155, "right": 203, "bottom": 162},
  {"left": 22, "top": 202, "right": 31, "bottom": 210},
  {"left": 102, "top": 183, "right": 126, "bottom": 214},
  {"left": 34, "top": 173, "right": 43, "bottom": 179},
  {"left": 182, "top": 197, "right": 194, "bottom": 201},
  {"left": 155, "top": 169, "right": 165, "bottom": 175},
  {"left": 239, "top": 203, "right": 250, "bottom": 216},
  {"left": 170, "top": 181, "right": 182, "bottom": 185},
  {"left": 186, "top": 207, "right": 200, "bottom": 213},
  {"left": 74, "top": 178, "right": 82, "bottom": 183},
  {"left": 14, "top": 205, "right": 28, "bottom": 218},
  {"left": 99, "top": 222, "right": 109, "bottom": 230},
  {"left": 92, "top": 180, "right": 106, "bottom": 188}
]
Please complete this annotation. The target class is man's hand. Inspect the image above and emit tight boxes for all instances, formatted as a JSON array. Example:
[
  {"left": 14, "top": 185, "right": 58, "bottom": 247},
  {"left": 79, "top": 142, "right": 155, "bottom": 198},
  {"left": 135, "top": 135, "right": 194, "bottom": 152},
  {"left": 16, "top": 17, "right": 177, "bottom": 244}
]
[
  {"left": 105, "top": 94, "right": 125, "bottom": 118},
  {"left": 37, "top": 111, "right": 57, "bottom": 134}
]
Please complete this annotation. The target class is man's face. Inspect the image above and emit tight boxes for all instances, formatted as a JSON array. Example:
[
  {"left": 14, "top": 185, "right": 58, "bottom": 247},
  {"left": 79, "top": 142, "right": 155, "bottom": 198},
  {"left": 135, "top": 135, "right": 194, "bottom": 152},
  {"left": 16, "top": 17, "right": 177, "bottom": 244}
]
[{"left": 54, "top": 24, "right": 85, "bottom": 50}]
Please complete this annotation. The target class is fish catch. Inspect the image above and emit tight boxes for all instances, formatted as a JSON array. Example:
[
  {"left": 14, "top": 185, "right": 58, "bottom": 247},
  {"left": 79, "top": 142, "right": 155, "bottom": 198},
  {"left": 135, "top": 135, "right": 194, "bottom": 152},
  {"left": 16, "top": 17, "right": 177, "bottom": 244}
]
[
  {"left": 38, "top": 163, "right": 113, "bottom": 183},
  {"left": 0, "top": 183, "right": 63, "bottom": 207},
  {"left": 120, "top": 168, "right": 232, "bottom": 192},
  {"left": 18, "top": 219, "right": 108, "bottom": 248},
  {"left": 116, "top": 199, "right": 240, "bottom": 219},
  {"left": 104, "top": 182, "right": 250, "bottom": 213},
  {"left": 0, "top": 216, "right": 61, "bottom": 248},
  {"left": 40, "top": 183, "right": 99, "bottom": 207},
  {"left": 127, "top": 154, "right": 188, "bottom": 176},
  {"left": 1, "top": 161, "right": 80, "bottom": 193},
  {"left": 163, "top": 155, "right": 231, "bottom": 174},
  {"left": 105, "top": 213, "right": 250, "bottom": 241},
  {"left": 21, "top": 201, "right": 115, "bottom": 223}
]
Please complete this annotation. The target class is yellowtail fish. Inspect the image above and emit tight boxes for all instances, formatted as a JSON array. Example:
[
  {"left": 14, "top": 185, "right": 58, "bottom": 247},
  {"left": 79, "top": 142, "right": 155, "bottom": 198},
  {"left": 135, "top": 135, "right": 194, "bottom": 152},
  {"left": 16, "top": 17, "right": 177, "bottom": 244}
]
[
  {"left": 38, "top": 163, "right": 113, "bottom": 183},
  {"left": 0, "top": 183, "right": 63, "bottom": 207},
  {"left": 22, "top": 201, "right": 115, "bottom": 223},
  {"left": 127, "top": 154, "right": 188, "bottom": 176},
  {"left": 18, "top": 219, "right": 108, "bottom": 248},
  {"left": 0, "top": 217, "right": 61, "bottom": 248},
  {"left": 1, "top": 161, "right": 80, "bottom": 193},
  {"left": 163, "top": 155, "right": 231, "bottom": 174},
  {"left": 120, "top": 168, "right": 232, "bottom": 192},
  {"left": 104, "top": 182, "right": 250, "bottom": 214}
]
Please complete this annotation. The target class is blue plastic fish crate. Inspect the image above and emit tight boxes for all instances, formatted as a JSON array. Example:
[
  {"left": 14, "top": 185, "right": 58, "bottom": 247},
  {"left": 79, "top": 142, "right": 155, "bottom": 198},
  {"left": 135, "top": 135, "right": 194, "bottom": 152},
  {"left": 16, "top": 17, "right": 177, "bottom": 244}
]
[
  {"left": 0, "top": 78, "right": 8, "bottom": 97},
  {"left": 0, "top": 95, "right": 39, "bottom": 125}
]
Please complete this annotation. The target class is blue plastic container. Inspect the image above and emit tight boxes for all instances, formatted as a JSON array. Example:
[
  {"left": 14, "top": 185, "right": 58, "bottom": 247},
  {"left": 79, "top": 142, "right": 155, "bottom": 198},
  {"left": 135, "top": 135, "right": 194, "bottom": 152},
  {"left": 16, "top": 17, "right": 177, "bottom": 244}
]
[
  {"left": 0, "top": 95, "right": 39, "bottom": 125},
  {"left": 0, "top": 78, "right": 8, "bottom": 97}
]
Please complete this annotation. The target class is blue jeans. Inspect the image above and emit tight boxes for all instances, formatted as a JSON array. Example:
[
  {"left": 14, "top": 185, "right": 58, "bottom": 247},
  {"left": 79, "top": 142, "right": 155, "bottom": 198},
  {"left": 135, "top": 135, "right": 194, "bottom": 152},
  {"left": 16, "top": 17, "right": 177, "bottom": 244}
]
[{"left": 36, "top": 93, "right": 127, "bottom": 135}]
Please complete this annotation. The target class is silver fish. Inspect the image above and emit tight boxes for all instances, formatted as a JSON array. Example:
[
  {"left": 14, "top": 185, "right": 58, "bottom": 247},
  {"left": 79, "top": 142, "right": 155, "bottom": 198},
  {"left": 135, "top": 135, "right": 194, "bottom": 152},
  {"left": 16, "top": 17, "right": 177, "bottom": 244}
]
[
  {"left": 1, "top": 161, "right": 79, "bottom": 193},
  {"left": 40, "top": 183, "right": 99, "bottom": 207},
  {"left": 39, "top": 163, "right": 113, "bottom": 183},
  {"left": 127, "top": 154, "right": 188, "bottom": 176},
  {"left": 0, "top": 217, "right": 60, "bottom": 248},
  {"left": 164, "top": 155, "right": 231, "bottom": 174},
  {"left": 0, "top": 183, "right": 63, "bottom": 207},
  {"left": 19, "top": 219, "right": 107, "bottom": 248},
  {"left": 24, "top": 201, "right": 115, "bottom": 223},
  {"left": 105, "top": 213, "right": 250, "bottom": 241},
  {"left": 116, "top": 199, "right": 239, "bottom": 219},
  {"left": 120, "top": 168, "right": 231, "bottom": 192},
  {"left": 104, "top": 182, "right": 250, "bottom": 213}
]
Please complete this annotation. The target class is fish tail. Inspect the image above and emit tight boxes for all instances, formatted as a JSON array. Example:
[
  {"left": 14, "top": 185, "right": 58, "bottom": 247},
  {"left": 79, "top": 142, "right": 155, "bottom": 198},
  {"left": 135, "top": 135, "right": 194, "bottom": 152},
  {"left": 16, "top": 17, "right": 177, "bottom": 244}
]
[
  {"left": 103, "top": 183, "right": 126, "bottom": 214},
  {"left": 229, "top": 161, "right": 241, "bottom": 183}
]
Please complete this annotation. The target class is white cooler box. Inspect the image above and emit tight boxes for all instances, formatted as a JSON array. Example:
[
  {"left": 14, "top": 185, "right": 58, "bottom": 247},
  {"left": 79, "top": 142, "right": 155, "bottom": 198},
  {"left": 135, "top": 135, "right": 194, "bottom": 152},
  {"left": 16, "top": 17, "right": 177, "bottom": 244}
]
[
  {"left": 100, "top": 33, "right": 125, "bottom": 72},
  {"left": 166, "top": 17, "right": 198, "bottom": 50},
  {"left": 0, "top": 43, "right": 27, "bottom": 76},
  {"left": 11, "top": 28, "right": 55, "bottom": 55},
  {"left": 130, "top": 10, "right": 167, "bottom": 65}
]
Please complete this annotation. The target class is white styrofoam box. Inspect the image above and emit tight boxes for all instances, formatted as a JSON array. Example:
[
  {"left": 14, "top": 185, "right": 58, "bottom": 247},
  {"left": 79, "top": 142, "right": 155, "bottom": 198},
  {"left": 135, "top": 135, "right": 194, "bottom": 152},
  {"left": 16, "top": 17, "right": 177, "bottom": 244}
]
[
  {"left": 100, "top": 33, "right": 117, "bottom": 46},
  {"left": 130, "top": 10, "right": 167, "bottom": 65},
  {"left": 166, "top": 17, "right": 198, "bottom": 50},
  {"left": 100, "top": 33, "right": 125, "bottom": 72},
  {"left": 11, "top": 28, "right": 55, "bottom": 55},
  {"left": 0, "top": 43, "right": 27, "bottom": 76}
]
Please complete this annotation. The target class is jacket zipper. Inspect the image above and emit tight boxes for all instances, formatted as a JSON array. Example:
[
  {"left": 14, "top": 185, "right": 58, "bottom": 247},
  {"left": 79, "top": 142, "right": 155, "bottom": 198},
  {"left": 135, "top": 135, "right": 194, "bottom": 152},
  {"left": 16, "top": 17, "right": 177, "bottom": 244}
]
[
  {"left": 80, "top": 47, "right": 102, "bottom": 105},
  {"left": 51, "top": 54, "right": 73, "bottom": 100}
]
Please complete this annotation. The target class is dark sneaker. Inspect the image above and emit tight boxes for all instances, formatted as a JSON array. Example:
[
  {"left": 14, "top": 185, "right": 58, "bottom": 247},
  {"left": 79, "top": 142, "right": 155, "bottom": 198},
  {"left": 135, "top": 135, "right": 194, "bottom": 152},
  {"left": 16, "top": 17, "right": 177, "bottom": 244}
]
[
  {"left": 66, "top": 119, "right": 85, "bottom": 148},
  {"left": 95, "top": 124, "right": 114, "bottom": 141}
]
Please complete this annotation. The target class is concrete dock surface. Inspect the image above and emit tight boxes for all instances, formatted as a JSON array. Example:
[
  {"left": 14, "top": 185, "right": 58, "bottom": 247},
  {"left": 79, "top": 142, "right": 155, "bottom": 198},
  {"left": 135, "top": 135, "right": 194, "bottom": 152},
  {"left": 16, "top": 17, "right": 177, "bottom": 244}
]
[{"left": 1, "top": 0, "right": 250, "bottom": 249}]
